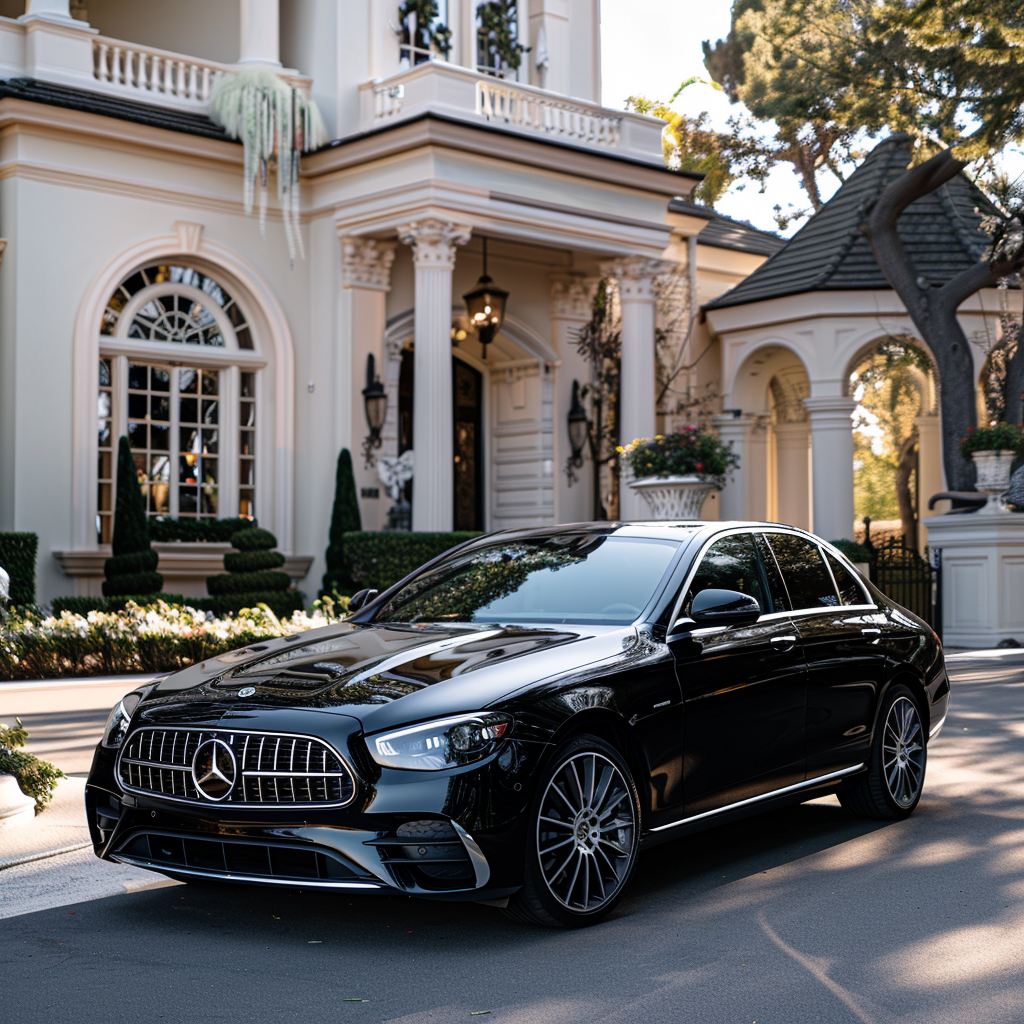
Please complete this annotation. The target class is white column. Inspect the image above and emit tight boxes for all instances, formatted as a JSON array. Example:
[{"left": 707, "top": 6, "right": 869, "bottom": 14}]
[
  {"left": 239, "top": 0, "right": 280, "bottom": 65},
  {"left": 529, "top": 0, "right": 570, "bottom": 93},
  {"left": 398, "top": 219, "right": 471, "bottom": 531},
  {"left": 715, "top": 414, "right": 769, "bottom": 522},
  {"left": 916, "top": 413, "right": 947, "bottom": 541},
  {"left": 603, "top": 257, "right": 672, "bottom": 520},
  {"left": 804, "top": 396, "right": 857, "bottom": 540},
  {"left": 340, "top": 238, "right": 396, "bottom": 531},
  {"left": 773, "top": 421, "right": 811, "bottom": 530},
  {"left": 24, "top": 0, "right": 73, "bottom": 19}
]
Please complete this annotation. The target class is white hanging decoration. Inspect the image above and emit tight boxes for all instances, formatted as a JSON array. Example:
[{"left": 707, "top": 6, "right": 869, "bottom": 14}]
[{"left": 209, "top": 65, "right": 326, "bottom": 262}]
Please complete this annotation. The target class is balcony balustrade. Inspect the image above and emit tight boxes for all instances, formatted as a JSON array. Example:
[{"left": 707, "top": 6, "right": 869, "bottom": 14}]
[{"left": 359, "top": 61, "right": 664, "bottom": 165}]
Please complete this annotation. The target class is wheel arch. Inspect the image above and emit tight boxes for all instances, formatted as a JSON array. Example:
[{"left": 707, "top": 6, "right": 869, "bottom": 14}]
[
  {"left": 544, "top": 709, "right": 652, "bottom": 820},
  {"left": 875, "top": 668, "right": 931, "bottom": 743}
]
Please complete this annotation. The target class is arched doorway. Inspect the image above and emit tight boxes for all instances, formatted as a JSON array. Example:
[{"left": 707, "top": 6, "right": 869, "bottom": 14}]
[{"left": 846, "top": 338, "right": 940, "bottom": 551}]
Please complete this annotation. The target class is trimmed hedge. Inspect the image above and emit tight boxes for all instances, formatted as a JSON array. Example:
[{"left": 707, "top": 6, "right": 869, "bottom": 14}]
[
  {"left": 343, "top": 531, "right": 481, "bottom": 591},
  {"left": 829, "top": 539, "right": 872, "bottom": 563},
  {"left": 322, "top": 449, "right": 362, "bottom": 597},
  {"left": 148, "top": 516, "right": 259, "bottom": 543},
  {"left": 104, "top": 437, "right": 162, "bottom": 598},
  {"left": 52, "top": 594, "right": 190, "bottom": 616},
  {"left": 202, "top": 590, "right": 304, "bottom": 619},
  {"left": 0, "top": 532, "right": 38, "bottom": 606},
  {"left": 205, "top": 527, "right": 297, "bottom": 615},
  {"left": 207, "top": 569, "right": 292, "bottom": 596},
  {"left": 223, "top": 549, "right": 285, "bottom": 573},
  {"left": 231, "top": 528, "right": 280, "bottom": 552}
]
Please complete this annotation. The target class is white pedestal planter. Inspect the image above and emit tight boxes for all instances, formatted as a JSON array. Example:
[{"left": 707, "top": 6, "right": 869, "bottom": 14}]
[
  {"left": 923, "top": 511, "right": 1024, "bottom": 649},
  {"left": 972, "top": 450, "right": 1017, "bottom": 514},
  {"left": 0, "top": 774, "right": 35, "bottom": 828},
  {"left": 628, "top": 476, "right": 718, "bottom": 521}
]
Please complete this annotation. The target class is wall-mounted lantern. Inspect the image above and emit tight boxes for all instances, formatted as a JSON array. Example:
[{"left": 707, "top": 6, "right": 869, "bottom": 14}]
[
  {"left": 567, "top": 380, "right": 588, "bottom": 468},
  {"left": 362, "top": 353, "right": 387, "bottom": 466}
]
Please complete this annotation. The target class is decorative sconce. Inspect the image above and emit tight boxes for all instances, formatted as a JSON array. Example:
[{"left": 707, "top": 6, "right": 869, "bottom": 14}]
[{"left": 362, "top": 353, "right": 387, "bottom": 467}]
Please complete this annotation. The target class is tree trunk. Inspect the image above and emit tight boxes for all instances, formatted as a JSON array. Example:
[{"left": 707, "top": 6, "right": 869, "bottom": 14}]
[
  {"left": 895, "top": 428, "right": 919, "bottom": 549},
  {"left": 861, "top": 142, "right": 1024, "bottom": 495}
]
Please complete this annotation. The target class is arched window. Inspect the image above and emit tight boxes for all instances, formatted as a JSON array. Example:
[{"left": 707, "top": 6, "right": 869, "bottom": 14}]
[{"left": 96, "top": 262, "right": 262, "bottom": 544}]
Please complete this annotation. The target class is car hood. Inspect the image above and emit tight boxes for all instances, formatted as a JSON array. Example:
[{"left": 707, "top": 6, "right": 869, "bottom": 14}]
[{"left": 139, "top": 621, "right": 629, "bottom": 733}]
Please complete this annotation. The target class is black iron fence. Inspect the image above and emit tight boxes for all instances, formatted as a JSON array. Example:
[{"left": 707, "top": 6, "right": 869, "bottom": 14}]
[{"left": 868, "top": 536, "right": 942, "bottom": 638}]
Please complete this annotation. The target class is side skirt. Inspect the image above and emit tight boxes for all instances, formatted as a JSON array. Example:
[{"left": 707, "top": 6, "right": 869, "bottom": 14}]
[{"left": 639, "top": 764, "right": 866, "bottom": 849}]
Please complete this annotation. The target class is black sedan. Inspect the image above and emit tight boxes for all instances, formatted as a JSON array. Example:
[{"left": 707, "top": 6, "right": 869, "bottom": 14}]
[{"left": 86, "top": 522, "right": 949, "bottom": 927}]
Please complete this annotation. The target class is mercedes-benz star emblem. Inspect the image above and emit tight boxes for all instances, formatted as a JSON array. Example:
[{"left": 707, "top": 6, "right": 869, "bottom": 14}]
[
  {"left": 238, "top": 686, "right": 256, "bottom": 698},
  {"left": 191, "top": 738, "right": 237, "bottom": 802}
]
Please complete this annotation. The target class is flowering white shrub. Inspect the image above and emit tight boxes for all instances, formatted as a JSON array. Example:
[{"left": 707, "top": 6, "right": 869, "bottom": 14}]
[{"left": 0, "top": 597, "right": 349, "bottom": 681}]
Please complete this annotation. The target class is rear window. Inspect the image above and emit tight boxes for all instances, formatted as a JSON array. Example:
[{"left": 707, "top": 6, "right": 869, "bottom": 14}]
[
  {"left": 826, "top": 552, "right": 867, "bottom": 606},
  {"left": 766, "top": 533, "right": 839, "bottom": 609}
]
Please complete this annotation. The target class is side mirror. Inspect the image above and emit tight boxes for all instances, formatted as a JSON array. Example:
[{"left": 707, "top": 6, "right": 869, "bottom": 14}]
[
  {"left": 347, "top": 588, "right": 379, "bottom": 613},
  {"left": 689, "top": 588, "right": 761, "bottom": 628}
]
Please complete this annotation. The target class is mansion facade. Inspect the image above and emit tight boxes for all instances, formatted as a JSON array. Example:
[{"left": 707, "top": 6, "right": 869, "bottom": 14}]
[{"left": 0, "top": 0, "right": 779, "bottom": 604}]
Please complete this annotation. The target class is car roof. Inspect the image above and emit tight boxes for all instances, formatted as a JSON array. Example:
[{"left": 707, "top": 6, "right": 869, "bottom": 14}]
[{"left": 475, "top": 521, "right": 822, "bottom": 545}]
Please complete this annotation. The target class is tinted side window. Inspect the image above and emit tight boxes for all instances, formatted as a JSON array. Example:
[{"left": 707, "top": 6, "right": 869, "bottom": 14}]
[
  {"left": 754, "top": 533, "right": 791, "bottom": 611},
  {"left": 766, "top": 534, "right": 839, "bottom": 609},
  {"left": 685, "top": 533, "right": 767, "bottom": 614},
  {"left": 826, "top": 552, "right": 867, "bottom": 606}
]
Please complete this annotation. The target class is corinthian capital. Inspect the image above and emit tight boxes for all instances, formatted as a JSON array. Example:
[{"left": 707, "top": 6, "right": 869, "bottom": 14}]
[
  {"left": 398, "top": 219, "right": 472, "bottom": 269},
  {"left": 341, "top": 238, "right": 397, "bottom": 290},
  {"left": 550, "top": 275, "right": 595, "bottom": 320},
  {"left": 600, "top": 256, "right": 676, "bottom": 301}
]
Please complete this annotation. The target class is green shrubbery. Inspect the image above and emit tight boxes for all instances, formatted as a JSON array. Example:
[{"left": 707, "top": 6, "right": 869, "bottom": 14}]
[
  {"left": 148, "top": 516, "right": 258, "bottom": 543},
  {"left": 322, "top": 449, "right": 362, "bottom": 596},
  {"left": 0, "top": 718, "right": 64, "bottom": 812},
  {"left": 0, "top": 599, "right": 348, "bottom": 680},
  {"left": 104, "top": 437, "right": 162, "bottom": 598},
  {"left": 0, "top": 532, "right": 38, "bottom": 607},
  {"left": 342, "top": 531, "right": 481, "bottom": 591},
  {"left": 205, "top": 527, "right": 302, "bottom": 618},
  {"left": 830, "top": 539, "right": 873, "bottom": 563}
]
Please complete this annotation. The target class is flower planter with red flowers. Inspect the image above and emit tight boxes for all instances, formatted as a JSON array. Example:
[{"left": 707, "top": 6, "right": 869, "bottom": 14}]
[
  {"left": 960, "top": 424, "right": 1024, "bottom": 514},
  {"left": 619, "top": 429, "right": 739, "bottom": 521}
]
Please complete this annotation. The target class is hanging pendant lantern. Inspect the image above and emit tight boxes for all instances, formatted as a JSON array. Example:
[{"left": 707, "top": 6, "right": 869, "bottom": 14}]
[{"left": 462, "top": 237, "right": 509, "bottom": 360}]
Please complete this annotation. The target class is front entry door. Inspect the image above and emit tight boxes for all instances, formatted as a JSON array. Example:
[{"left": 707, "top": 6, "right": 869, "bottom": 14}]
[
  {"left": 453, "top": 359, "right": 483, "bottom": 530},
  {"left": 398, "top": 351, "right": 484, "bottom": 530}
]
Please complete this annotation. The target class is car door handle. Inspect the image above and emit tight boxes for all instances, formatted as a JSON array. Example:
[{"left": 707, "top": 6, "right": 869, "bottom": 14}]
[
  {"left": 862, "top": 627, "right": 882, "bottom": 643},
  {"left": 771, "top": 635, "right": 797, "bottom": 649}
]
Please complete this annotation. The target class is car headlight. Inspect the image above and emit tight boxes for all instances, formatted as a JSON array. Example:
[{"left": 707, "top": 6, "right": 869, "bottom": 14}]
[
  {"left": 369, "top": 713, "right": 512, "bottom": 771},
  {"left": 101, "top": 692, "right": 143, "bottom": 749}
]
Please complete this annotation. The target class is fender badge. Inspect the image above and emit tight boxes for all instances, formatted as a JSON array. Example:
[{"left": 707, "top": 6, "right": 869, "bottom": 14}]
[{"left": 237, "top": 686, "right": 256, "bottom": 698}]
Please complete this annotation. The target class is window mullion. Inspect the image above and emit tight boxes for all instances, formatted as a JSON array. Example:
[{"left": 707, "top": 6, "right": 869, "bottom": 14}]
[
  {"left": 170, "top": 367, "right": 181, "bottom": 517},
  {"left": 221, "top": 366, "right": 240, "bottom": 518},
  {"left": 114, "top": 355, "right": 128, "bottom": 441}
]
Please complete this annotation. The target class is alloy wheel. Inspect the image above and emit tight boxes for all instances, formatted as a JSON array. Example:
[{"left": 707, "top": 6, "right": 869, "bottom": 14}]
[
  {"left": 883, "top": 695, "right": 925, "bottom": 808},
  {"left": 536, "top": 751, "right": 636, "bottom": 914}
]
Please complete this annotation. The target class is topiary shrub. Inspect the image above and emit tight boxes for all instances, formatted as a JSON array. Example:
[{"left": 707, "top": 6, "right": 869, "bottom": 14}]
[
  {"left": 148, "top": 516, "right": 259, "bottom": 543},
  {"left": 343, "top": 531, "right": 481, "bottom": 591},
  {"left": 830, "top": 539, "right": 872, "bottom": 563},
  {"left": 103, "top": 437, "right": 163, "bottom": 598},
  {"left": 0, "top": 532, "right": 38, "bottom": 607},
  {"left": 205, "top": 527, "right": 300, "bottom": 615},
  {"left": 321, "top": 449, "right": 362, "bottom": 597}
]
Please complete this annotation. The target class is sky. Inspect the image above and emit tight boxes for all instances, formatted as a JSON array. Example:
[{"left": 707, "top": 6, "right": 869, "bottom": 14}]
[
  {"left": 599, "top": 0, "right": 815, "bottom": 235},
  {"left": 598, "top": 1, "right": 1024, "bottom": 238}
]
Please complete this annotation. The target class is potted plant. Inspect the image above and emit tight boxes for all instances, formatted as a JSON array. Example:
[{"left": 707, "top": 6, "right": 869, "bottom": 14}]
[
  {"left": 960, "top": 423, "right": 1024, "bottom": 514},
  {"left": 619, "top": 428, "right": 739, "bottom": 520}
]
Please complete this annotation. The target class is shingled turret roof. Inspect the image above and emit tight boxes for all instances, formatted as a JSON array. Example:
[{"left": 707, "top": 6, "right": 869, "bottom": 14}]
[{"left": 705, "top": 134, "right": 1000, "bottom": 311}]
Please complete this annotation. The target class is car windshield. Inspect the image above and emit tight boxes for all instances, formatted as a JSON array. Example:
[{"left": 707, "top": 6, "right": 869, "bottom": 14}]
[{"left": 374, "top": 534, "right": 682, "bottom": 625}]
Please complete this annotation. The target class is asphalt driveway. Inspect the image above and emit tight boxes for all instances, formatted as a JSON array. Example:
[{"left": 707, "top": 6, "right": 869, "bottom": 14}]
[{"left": 1, "top": 651, "right": 1022, "bottom": 1024}]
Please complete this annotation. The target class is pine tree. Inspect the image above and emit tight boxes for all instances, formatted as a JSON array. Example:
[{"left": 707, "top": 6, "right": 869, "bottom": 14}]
[
  {"left": 321, "top": 448, "right": 362, "bottom": 596},
  {"left": 103, "top": 436, "right": 163, "bottom": 597}
]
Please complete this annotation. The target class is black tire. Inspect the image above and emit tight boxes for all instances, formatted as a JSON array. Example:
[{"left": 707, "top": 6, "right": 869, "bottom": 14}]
[
  {"left": 838, "top": 684, "right": 927, "bottom": 819},
  {"left": 503, "top": 734, "right": 641, "bottom": 928}
]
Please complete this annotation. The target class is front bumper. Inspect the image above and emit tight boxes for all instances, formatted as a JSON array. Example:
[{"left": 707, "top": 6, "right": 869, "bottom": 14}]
[{"left": 86, "top": 719, "right": 542, "bottom": 902}]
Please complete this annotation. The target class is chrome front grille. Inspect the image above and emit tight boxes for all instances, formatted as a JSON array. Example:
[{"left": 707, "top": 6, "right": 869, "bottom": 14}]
[{"left": 117, "top": 727, "right": 357, "bottom": 808}]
